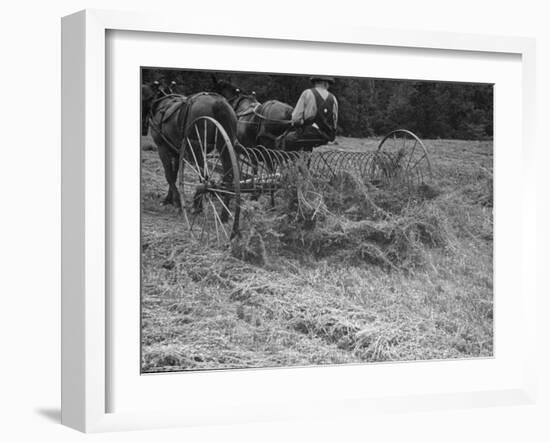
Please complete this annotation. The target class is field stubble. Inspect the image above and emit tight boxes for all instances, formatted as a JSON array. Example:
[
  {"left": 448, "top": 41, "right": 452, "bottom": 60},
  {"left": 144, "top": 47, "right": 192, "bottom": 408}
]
[{"left": 140, "top": 135, "right": 493, "bottom": 372}]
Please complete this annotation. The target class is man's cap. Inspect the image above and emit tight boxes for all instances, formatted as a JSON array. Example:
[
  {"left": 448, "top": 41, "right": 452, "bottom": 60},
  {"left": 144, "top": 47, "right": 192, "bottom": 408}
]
[{"left": 310, "top": 75, "right": 335, "bottom": 84}]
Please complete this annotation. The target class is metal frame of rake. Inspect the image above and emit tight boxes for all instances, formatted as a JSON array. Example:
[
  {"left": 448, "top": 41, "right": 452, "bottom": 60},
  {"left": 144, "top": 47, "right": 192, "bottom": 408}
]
[{"left": 177, "top": 118, "right": 432, "bottom": 245}]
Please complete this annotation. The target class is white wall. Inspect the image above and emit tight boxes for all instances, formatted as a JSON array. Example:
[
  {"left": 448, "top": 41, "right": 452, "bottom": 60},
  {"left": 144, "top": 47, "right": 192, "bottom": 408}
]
[{"left": 0, "top": 1, "right": 548, "bottom": 441}]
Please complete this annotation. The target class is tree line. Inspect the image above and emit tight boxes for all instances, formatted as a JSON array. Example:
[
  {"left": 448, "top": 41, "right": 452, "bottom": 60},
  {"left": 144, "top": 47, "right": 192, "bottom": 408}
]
[{"left": 142, "top": 68, "right": 493, "bottom": 140}]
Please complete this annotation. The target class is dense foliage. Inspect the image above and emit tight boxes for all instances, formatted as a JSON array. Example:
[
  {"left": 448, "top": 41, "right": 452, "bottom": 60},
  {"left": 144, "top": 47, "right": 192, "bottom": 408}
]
[{"left": 142, "top": 68, "right": 493, "bottom": 140}]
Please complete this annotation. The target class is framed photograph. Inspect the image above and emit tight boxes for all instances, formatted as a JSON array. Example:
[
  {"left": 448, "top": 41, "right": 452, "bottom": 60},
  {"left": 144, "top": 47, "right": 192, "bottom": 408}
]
[{"left": 61, "top": 9, "right": 537, "bottom": 433}]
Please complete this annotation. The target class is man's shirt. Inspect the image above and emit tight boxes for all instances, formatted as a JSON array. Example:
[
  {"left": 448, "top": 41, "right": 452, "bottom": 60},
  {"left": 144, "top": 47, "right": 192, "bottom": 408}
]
[{"left": 292, "top": 87, "right": 339, "bottom": 130}]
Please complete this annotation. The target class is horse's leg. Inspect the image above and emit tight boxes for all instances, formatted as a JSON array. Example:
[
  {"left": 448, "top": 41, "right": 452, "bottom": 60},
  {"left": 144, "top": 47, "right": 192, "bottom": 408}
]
[
  {"left": 249, "top": 153, "right": 260, "bottom": 201},
  {"left": 170, "top": 155, "right": 181, "bottom": 207},
  {"left": 220, "top": 194, "right": 230, "bottom": 223},
  {"left": 157, "top": 143, "right": 180, "bottom": 208}
]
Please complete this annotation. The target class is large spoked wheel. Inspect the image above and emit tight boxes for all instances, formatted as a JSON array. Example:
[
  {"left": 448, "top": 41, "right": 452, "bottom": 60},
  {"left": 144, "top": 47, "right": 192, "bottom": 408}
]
[
  {"left": 178, "top": 116, "right": 241, "bottom": 244},
  {"left": 376, "top": 129, "right": 432, "bottom": 188}
]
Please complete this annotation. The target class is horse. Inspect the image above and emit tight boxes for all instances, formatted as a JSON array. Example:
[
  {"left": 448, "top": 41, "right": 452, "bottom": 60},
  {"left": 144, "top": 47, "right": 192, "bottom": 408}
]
[
  {"left": 212, "top": 78, "right": 293, "bottom": 150},
  {"left": 141, "top": 83, "right": 156, "bottom": 136},
  {"left": 141, "top": 84, "right": 238, "bottom": 210}
]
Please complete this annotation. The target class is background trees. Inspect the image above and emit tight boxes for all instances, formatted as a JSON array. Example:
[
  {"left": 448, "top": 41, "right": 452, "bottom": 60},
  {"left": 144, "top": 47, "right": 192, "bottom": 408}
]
[{"left": 142, "top": 68, "right": 493, "bottom": 140}]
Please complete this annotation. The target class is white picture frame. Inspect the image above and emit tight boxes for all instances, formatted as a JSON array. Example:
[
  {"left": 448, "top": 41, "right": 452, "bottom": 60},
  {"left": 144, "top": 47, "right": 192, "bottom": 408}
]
[{"left": 61, "top": 9, "right": 537, "bottom": 433}]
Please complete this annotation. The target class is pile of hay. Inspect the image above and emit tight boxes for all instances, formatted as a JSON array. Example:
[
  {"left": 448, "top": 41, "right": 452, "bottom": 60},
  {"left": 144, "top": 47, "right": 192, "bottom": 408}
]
[{"left": 232, "top": 169, "right": 451, "bottom": 271}]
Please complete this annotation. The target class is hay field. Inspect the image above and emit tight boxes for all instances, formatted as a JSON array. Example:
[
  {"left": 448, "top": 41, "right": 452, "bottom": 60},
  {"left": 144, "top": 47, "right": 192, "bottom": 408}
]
[{"left": 140, "top": 135, "right": 493, "bottom": 372}]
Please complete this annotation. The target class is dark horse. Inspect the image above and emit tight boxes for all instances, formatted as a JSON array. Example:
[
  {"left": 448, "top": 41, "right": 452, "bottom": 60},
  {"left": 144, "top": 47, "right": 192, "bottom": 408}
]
[
  {"left": 141, "top": 83, "right": 157, "bottom": 135},
  {"left": 141, "top": 83, "right": 238, "bottom": 208},
  {"left": 212, "top": 78, "right": 293, "bottom": 150}
]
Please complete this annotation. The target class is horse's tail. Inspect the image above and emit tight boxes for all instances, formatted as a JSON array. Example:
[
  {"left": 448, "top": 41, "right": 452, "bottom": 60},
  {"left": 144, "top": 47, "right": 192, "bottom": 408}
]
[{"left": 212, "top": 97, "right": 238, "bottom": 144}]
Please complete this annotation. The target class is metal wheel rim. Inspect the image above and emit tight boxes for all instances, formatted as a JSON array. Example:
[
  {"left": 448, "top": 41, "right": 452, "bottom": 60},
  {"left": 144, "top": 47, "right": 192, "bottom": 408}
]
[
  {"left": 178, "top": 116, "right": 241, "bottom": 244},
  {"left": 376, "top": 129, "right": 432, "bottom": 187}
]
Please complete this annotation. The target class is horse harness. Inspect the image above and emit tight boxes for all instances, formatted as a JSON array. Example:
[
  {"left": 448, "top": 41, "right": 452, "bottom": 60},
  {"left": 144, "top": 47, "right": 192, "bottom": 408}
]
[
  {"left": 147, "top": 92, "right": 218, "bottom": 155},
  {"left": 227, "top": 93, "right": 294, "bottom": 125}
]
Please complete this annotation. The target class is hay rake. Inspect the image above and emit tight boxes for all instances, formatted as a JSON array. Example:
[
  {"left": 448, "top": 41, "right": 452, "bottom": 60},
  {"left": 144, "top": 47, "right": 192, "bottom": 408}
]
[
  {"left": 178, "top": 117, "right": 431, "bottom": 244},
  {"left": 309, "top": 129, "right": 432, "bottom": 187}
]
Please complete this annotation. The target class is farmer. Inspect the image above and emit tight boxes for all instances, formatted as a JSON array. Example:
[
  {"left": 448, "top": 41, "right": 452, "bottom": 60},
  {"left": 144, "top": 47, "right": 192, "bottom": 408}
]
[{"left": 276, "top": 75, "right": 338, "bottom": 151}]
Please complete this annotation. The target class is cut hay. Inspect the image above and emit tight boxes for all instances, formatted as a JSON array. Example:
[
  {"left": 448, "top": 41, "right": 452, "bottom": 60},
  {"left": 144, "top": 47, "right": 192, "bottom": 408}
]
[
  {"left": 232, "top": 169, "right": 452, "bottom": 271},
  {"left": 140, "top": 138, "right": 493, "bottom": 372}
]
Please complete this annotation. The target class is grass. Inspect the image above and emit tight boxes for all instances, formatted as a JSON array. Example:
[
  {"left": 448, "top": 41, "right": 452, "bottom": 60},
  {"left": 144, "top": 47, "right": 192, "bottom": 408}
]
[{"left": 140, "top": 136, "right": 493, "bottom": 372}]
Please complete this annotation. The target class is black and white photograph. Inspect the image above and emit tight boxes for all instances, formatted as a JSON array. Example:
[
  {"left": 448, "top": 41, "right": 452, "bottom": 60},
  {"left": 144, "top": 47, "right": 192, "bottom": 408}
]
[
  {"left": 4, "top": 0, "right": 549, "bottom": 438},
  {"left": 140, "top": 68, "right": 493, "bottom": 373}
]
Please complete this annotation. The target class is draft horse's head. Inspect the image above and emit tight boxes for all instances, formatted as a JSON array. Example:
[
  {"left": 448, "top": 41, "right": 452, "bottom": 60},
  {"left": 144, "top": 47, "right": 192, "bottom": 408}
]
[
  {"left": 211, "top": 76, "right": 238, "bottom": 99},
  {"left": 211, "top": 77, "right": 259, "bottom": 116}
]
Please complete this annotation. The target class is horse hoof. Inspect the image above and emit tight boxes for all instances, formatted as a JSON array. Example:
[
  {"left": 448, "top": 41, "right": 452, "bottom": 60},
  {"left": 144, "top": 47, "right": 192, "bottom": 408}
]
[{"left": 191, "top": 207, "right": 203, "bottom": 215}]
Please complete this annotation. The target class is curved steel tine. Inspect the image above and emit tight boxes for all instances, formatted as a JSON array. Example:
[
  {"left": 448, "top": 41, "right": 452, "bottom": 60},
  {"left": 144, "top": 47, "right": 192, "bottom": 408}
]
[
  {"left": 318, "top": 151, "right": 334, "bottom": 179},
  {"left": 249, "top": 146, "right": 264, "bottom": 184},
  {"left": 290, "top": 151, "right": 303, "bottom": 177},
  {"left": 336, "top": 153, "right": 348, "bottom": 179},
  {"left": 355, "top": 153, "right": 366, "bottom": 179},
  {"left": 246, "top": 147, "right": 262, "bottom": 190},
  {"left": 355, "top": 153, "right": 366, "bottom": 182},
  {"left": 284, "top": 150, "right": 302, "bottom": 180},
  {"left": 314, "top": 151, "right": 325, "bottom": 176},
  {"left": 268, "top": 147, "right": 285, "bottom": 170},
  {"left": 263, "top": 145, "right": 278, "bottom": 168},
  {"left": 285, "top": 150, "right": 299, "bottom": 185},
  {"left": 260, "top": 147, "right": 280, "bottom": 190},
  {"left": 238, "top": 147, "right": 254, "bottom": 179},
  {"left": 379, "top": 151, "right": 392, "bottom": 184},
  {"left": 348, "top": 153, "right": 360, "bottom": 178},
  {"left": 291, "top": 151, "right": 302, "bottom": 165},
  {"left": 369, "top": 154, "right": 380, "bottom": 183},
  {"left": 308, "top": 151, "right": 320, "bottom": 175},
  {"left": 258, "top": 145, "right": 274, "bottom": 169},
  {"left": 361, "top": 154, "right": 373, "bottom": 183},
  {"left": 334, "top": 152, "right": 349, "bottom": 179},
  {"left": 253, "top": 147, "right": 270, "bottom": 184},
  {"left": 328, "top": 151, "right": 341, "bottom": 178},
  {"left": 274, "top": 149, "right": 291, "bottom": 187},
  {"left": 308, "top": 150, "right": 322, "bottom": 179},
  {"left": 355, "top": 153, "right": 365, "bottom": 181},
  {"left": 348, "top": 153, "right": 360, "bottom": 180}
]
